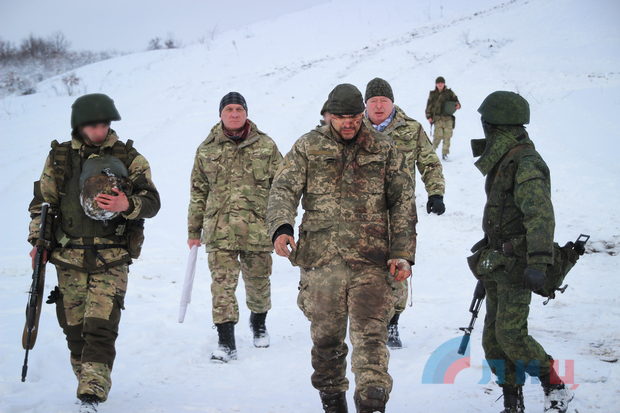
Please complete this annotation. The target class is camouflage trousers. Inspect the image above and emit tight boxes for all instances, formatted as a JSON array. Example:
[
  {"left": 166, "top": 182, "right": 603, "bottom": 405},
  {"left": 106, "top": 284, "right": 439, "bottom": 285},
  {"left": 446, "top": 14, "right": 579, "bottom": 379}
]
[
  {"left": 482, "top": 259, "right": 552, "bottom": 387},
  {"left": 208, "top": 249, "right": 272, "bottom": 325},
  {"left": 297, "top": 254, "right": 395, "bottom": 402},
  {"left": 392, "top": 279, "right": 408, "bottom": 315},
  {"left": 432, "top": 115, "right": 453, "bottom": 155},
  {"left": 54, "top": 263, "right": 128, "bottom": 402}
]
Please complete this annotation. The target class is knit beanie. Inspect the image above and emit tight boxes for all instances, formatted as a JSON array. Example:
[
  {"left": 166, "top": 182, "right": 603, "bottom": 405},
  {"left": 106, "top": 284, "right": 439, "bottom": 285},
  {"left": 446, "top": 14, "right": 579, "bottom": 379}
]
[
  {"left": 435, "top": 76, "right": 446, "bottom": 84},
  {"left": 365, "top": 78, "right": 394, "bottom": 103},
  {"left": 219, "top": 92, "right": 248, "bottom": 115}
]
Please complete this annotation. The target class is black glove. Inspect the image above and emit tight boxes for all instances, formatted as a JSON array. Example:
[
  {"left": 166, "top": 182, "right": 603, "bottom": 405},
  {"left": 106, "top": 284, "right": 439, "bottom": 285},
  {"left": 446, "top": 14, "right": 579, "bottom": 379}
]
[
  {"left": 474, "top": 280, "right": 486, "bottom": 299},
  {"left": 523, "top": 267, "right": 547, "bottom": 291},
  {"left": 426, "top": 195, "right": 445, "bottom": 215}
]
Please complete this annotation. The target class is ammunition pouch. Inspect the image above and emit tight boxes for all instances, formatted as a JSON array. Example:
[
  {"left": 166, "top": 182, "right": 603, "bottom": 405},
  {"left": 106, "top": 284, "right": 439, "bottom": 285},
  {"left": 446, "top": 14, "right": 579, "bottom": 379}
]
[
  {"left": 121, "top": 219, "right": 145, "bottom": 259},
  {"left": 467, "top": 237, "right": 489, "bottom": 280}
]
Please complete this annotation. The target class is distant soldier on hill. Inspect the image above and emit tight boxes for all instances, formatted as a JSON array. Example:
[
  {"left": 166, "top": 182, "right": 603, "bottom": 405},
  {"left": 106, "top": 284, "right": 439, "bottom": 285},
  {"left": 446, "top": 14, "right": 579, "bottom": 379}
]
[{"left": 425, "top": 76, "right": 460, "bottom": 161}]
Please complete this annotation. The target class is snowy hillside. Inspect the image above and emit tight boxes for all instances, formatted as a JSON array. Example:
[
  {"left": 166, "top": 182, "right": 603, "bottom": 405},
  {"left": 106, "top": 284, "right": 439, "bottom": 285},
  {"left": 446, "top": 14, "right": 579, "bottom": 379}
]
[{"left": 1, "top": 0, "right": 619, "bottom": 412}]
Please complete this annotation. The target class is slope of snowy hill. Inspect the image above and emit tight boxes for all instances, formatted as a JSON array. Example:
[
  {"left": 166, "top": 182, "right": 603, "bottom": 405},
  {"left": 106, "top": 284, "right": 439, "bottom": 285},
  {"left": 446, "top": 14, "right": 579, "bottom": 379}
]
[{"left": 1, "top": 0, "right": 619, "bottom": 412}]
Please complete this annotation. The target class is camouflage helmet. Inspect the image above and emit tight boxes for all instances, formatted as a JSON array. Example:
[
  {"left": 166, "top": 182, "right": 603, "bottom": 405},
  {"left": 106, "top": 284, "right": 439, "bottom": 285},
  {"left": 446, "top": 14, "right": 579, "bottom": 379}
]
[
  {"left": 79, "top": 155, "right": 132, "bottom": 220},
  {"left": 477, "top": 91, "right": 530, "bottom": 125},
  {"left": 71, "top": 93, "right": 121, "bottom": 129}
]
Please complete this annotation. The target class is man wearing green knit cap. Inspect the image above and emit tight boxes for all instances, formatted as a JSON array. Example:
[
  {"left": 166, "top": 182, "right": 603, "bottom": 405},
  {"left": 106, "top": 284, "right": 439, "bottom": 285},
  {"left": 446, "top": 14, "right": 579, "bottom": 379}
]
[
  {"left": 425, "top": 76, "right": 460, "bottom": 161},
  {"left": 267, "top": 83, "right": 417, "bottom": 413},
  {"left": 364, "top": 77, "right": 445, "bottom": 350}
]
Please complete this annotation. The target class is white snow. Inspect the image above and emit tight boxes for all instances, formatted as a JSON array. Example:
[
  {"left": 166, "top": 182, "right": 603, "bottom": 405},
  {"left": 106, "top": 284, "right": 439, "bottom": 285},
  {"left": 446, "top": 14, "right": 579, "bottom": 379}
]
[{"left": 1, "top": 0, "right": 619, "bottom": 412}]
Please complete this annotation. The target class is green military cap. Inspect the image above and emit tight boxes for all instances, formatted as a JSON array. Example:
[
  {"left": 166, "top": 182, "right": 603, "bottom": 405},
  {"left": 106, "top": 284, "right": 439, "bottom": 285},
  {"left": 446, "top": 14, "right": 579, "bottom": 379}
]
[
  {"left": 436, "top": 76, "right": 446, "bottom": 84},
  {"left": 326, "top": 84, "right": 365, "bottom": 116}
]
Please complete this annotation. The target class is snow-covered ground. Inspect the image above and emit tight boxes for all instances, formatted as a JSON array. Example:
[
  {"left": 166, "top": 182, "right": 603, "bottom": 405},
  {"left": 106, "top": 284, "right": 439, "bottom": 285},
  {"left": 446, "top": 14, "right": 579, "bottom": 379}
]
[{"left": 1, "top": 0, "right": 619, "bottom": 411}]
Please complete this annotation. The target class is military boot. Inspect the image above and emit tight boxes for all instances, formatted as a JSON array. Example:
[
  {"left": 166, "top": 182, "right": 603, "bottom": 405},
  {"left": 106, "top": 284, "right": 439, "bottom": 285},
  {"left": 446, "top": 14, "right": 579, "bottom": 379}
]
[
  {"left": 499, "top": 386, "right": 524, "bottom": 413},
  {"left": 249, "top": 311, "right": 270, "bottom": 348},
  {"left": 387, "top": 314, "right": 402, "bottom": 349},
  {"left": 354, "top": 386, "right": 386, "bottom": 413},
  {"left": 319, "top": 390, "right": 348, "bottom": 413},
  {"left": 210, "top": 322, "right": 237, "bottom": 363},
  {"left": 540, "top": 373, "right": 574, "bottom": 412},
  {"left": 78, "top": 394, "right": 100, "bottom": 413}
]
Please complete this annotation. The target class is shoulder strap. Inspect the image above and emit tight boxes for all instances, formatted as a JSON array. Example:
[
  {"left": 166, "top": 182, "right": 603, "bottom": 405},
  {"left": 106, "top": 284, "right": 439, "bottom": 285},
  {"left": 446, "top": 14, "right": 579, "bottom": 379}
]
[{"left": 51, "top": 140, "right": 72, "bottom": 195}]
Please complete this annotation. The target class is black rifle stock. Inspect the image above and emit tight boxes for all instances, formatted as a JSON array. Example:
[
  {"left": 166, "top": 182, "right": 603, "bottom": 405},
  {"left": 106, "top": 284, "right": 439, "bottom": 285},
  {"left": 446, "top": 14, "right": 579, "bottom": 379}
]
[
  {"left": 458, "top": 282, "right": 486, "bottom": 355},
  {"left": 21, "top": 203, "right": 50, "bottom": 382}
]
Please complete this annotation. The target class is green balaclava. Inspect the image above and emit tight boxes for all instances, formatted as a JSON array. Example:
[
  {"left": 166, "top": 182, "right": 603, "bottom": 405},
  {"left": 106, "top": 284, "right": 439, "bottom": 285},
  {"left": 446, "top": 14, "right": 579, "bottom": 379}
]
[
  {"left": 472, "top": 121, "right": 530, "bottom": 176},
  {"left": 326, "top": 84, "right": 365, "bottom": 116}
]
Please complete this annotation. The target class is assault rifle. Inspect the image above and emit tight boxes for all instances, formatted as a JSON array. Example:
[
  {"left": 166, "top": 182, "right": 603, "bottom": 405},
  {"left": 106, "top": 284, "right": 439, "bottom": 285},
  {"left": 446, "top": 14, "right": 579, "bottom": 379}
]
[
  {"left": 21, "top": 203, "right": 50, "bottom": 382},
  {"left": 458, "top": 280, "right": 486, "bottom": 355}
]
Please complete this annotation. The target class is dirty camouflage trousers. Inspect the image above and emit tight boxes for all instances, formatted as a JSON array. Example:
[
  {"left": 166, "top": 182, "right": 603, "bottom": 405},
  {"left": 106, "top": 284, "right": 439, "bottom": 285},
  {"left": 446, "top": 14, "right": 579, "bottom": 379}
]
[
  {"left": 208, "top": 249, "right": 272, "bottom": 325},
  {"left": 297, "top": 254, "right": 395, "bottom": 402},
  {"left": 482, "top": 258, "right": 552, "bottom": 387},
  {"left": 54, "top": 263, "right": 127, "bottom": 402},
  {"left": 432, "top": 115, "right": 453, "bottom": 156}
]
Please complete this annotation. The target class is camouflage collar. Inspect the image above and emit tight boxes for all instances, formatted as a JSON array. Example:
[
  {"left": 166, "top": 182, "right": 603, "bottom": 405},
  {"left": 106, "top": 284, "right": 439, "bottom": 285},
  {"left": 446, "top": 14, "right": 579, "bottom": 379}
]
[{"left": 383, "top": 105, "right": 412, "bottom": 134}]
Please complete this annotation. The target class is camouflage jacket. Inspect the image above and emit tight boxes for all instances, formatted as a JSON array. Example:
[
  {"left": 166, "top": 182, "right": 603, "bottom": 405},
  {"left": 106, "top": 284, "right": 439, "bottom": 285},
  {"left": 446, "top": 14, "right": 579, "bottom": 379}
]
[
  {"left": 380, "top": 105, "right": 445, "bottom": 196},
  {"left": 266, "top": 122, "right": 417, "bottom": 270},
  {"left": 474, "top": 132, "right": 555, "bottom": 274},
  {"left": 188, "top": 120, "right": 282, "bottom": 252},
  {"left": 28, "top": 130, "right": 160, "bottom": 272},
  {"left": 425, "top": 87, "right": 459, "bottom": 119}
]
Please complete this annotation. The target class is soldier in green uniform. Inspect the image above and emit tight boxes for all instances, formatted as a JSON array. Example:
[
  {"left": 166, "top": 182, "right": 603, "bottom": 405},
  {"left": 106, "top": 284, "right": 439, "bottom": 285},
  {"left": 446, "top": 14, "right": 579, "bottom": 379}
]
[
  {"left": 27, "top": 93, "right": 161, "bottom": 412},
  {"left": 187, "top": 92, "right": 283, "bottom": 363},
  {"left": 364, "top": 77, "right": 445, "bottom": 349},
  {"left": 267, "top": 84, "right": 417, "bottom": 413},
  {"left": 425, "top": 76, "right": 460, "bottom": 161},
  {"left": 469, "top": 91, "right": 574, "bottom": 413}
]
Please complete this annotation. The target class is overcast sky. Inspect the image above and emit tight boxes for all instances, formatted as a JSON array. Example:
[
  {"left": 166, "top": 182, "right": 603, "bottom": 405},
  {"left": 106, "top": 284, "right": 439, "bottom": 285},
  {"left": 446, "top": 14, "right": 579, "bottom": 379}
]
[{"left": 0, "top": 0, "right": 326, "bottom": 52}]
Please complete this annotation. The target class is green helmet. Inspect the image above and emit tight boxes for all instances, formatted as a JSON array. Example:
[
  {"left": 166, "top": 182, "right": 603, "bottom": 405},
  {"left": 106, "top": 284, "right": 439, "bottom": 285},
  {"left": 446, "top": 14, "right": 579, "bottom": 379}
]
[
  {"left": 443, "top": 101, "right": 457, "bottom": 115},
  {"left": 79, "top": 155, "right": 132, "bottom": 221},
  {"left": 477, "top": 91, "right": 529, "bottom": 125},
  {"left": 71, "top": 93, "right": 121, "bottom": 129}
]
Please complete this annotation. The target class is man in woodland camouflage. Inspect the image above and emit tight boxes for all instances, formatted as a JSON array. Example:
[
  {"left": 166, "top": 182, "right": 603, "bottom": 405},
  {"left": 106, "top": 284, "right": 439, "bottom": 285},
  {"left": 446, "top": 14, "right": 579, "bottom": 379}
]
[
  {"left": 425, "top": 76, "right": 460, "bottom": 161},
  {"left": 187, "top": 92, "right": 282, "bottom": 363},
  {"left": 266, "top": 84, "right": 416, "bottom": 413},
  {"left": 469, "top": 91, "right": 573, "bottom": 413},
  {"left": 27, "top": 93, "right": 160, "bottom": 413},
  {"left": 364, "top": 77, "right": 445, "bottom": 349}
]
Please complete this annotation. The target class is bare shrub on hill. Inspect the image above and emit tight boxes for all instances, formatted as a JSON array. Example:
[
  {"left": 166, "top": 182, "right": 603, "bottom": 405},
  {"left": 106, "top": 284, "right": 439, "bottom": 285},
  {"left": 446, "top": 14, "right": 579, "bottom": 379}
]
[{"left": 0, "top": 32, "right": 123, "bottom": 98}]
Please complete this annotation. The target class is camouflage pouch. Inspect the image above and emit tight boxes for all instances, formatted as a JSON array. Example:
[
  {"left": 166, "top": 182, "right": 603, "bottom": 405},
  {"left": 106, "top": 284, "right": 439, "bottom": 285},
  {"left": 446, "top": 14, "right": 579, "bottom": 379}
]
[
  {"left": 535, "top": 242, "right": 581, "bottom": 300},
  {"left": 124, "top": 219, "right": 145, "bottom": 259},
  {"left": 467, "top": 237, "right": 489, "bottom": 280}
]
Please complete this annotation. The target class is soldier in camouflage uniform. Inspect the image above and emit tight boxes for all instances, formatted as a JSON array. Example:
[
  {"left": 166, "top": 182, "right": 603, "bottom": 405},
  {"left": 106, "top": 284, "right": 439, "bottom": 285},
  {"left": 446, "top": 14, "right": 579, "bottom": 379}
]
[
  {"left": 266, "top": 84, "right": 417, "bottom": 413},
  {"left": 364, "top": 78, "right": 445, "bottom": 350},
  {"left": 27, "top": 93, "right": 160, "bottom": 412},
  {"left": 469, "top": 91, "right": 573, "bottom": 413},
  {"left": 425, "top": 76, "right": 460, "bottom": 161},
  {"left": 187, "top": 92, "right": 282, "bottom": 363}
]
